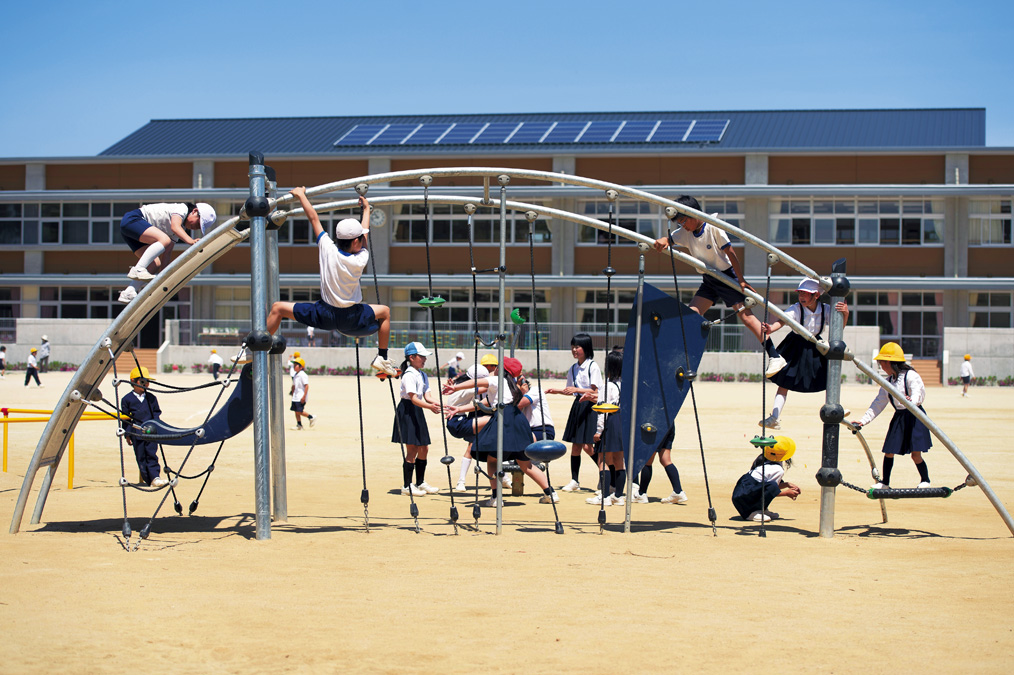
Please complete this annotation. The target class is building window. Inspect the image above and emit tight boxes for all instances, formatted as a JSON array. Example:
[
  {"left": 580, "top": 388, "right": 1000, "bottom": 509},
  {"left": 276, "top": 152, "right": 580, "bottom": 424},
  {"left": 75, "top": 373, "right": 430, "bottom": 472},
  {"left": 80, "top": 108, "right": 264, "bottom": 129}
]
[
  {"left": 969, "top": 291, "right": 1012, "bottom": 328},
  {"left": 578, "top": 198, "right": 744, "bottom": 245},
  {"left": 0, "top": 201, "right": 138, "bottom": 246},
  {"left": 852, "top": 290, "right": 943, "bottom": 358},
  {"left": 969, "top": 199, "right": 1013, "bottom": 245},
  {"left": 214, "top": 286, "right": 251, "bottom": 321},
  {"left": 393, "top": 203, "right": 551, "bottom": 245},
  {"left": 770, "top": 198, "right": 944, "bottom": 246}
]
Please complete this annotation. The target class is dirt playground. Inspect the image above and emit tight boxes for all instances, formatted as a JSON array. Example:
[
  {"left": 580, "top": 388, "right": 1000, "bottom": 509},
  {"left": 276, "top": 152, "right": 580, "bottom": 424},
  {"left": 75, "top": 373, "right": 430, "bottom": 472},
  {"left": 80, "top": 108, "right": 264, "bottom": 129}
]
[{"left": 2, "top": 371, "right": 1013, "bottom": 673}]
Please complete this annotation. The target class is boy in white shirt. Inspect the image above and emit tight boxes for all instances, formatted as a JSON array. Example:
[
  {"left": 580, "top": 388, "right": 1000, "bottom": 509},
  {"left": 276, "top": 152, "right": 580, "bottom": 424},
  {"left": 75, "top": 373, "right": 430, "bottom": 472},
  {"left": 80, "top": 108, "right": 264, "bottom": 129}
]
[
  {"left": 289, "top": 358, "right": 316, "bottom": 430},
  {"left": 267, "top": 187, "right": 395, "bottom": 376}
]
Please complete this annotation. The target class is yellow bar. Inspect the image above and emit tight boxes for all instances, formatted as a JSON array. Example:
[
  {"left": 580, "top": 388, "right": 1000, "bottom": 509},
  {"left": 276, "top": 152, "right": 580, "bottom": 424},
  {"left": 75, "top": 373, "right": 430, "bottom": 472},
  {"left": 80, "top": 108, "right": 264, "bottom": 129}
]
[
  {"left": 0, "top": 416, "right": 122, "bottom": 424},
  {"left": 2, "top": 411, "right": 7, "bottom": 473},
  {"left": 68, "top": 433, "right": 74, "bottom": 489}
]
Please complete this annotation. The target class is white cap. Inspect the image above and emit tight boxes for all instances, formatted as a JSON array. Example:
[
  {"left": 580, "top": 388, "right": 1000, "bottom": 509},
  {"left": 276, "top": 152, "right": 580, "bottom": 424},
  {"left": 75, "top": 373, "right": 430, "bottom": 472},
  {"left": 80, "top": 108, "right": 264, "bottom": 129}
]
[
  {"left": 455, "top": 351, "right": 465, "bottom": 360},
  {"left": 41, "top": 335, "right": 48, "bottom": 341},
  {"left": 335, "top": 218, "right": 364, "bottom": 239},
  {"left": 797, "top": 278, "right": 821, "bottom": 293},
  {"left": 466, "top": 364, "right": 488, "bottom": 379},
  {"left": 404, "top": 341, "right": 432, "bottom": 357},
  {"left": 197, "top": 203, "right": 217, "bottom": 233}
]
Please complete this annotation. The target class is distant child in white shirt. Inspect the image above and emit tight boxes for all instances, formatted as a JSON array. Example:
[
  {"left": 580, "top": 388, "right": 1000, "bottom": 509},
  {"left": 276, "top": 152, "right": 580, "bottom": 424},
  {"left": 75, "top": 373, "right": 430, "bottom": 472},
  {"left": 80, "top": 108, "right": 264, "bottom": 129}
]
[{"left": 960, "top": 354, "right": 974, "bottom": 397}]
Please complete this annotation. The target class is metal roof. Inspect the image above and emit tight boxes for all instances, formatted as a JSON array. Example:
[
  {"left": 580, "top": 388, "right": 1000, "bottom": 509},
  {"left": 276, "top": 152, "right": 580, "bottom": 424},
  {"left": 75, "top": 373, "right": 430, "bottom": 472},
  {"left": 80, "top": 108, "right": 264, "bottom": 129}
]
[{"left": 99, "top": 109, "right": 986, "bottom": 157}]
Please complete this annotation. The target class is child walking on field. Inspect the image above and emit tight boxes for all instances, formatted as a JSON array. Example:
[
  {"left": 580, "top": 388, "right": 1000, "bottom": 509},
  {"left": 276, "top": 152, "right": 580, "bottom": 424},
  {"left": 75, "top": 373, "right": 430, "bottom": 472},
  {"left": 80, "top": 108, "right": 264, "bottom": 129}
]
[
  {"left": 289, "top": 357, "right": 316, "bottom": 431},
  {"left": 960, "top": 354, "right": 974, "bottom": 397},
  {"left": 267, "top": 187, "right": 395, "bottom": 376},
  {"left": 393, "top": 342, "right": 443, "bottom": 496},
  {"left": 731, "top": 436, "right": 801, "bottom": 522},
  {"left": 851, "top": 342, "right": 933, "bottom": 489}
]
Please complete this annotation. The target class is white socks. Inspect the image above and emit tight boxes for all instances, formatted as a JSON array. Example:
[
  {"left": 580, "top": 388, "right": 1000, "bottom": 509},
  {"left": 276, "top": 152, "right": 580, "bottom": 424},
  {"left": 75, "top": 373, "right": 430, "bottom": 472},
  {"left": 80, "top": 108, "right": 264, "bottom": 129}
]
[
  {"left": 772, "top": 393, "right": 786, "bottom": 418},
  {"left": 458, "top": 457, "right": 472, "bottom": 484},
  {"left": 136, "top": 241, "right": 166, "bottom": 270}
]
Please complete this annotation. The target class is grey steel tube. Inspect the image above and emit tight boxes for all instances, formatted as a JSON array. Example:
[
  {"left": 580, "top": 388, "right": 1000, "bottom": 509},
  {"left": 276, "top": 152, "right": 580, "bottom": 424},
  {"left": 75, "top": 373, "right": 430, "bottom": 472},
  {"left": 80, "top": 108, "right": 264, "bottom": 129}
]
[
  {"left": 818, "top": 261, "right": 849, "bottom": 538},
  {"left": 495, "top": 178, "right": 508, "bottom": 535},
  {"left": 248, "top": 155, "right": 272, "bottom": 541},
  {"left": 624, "top": 246, "right": 648, "bottom": 533}
]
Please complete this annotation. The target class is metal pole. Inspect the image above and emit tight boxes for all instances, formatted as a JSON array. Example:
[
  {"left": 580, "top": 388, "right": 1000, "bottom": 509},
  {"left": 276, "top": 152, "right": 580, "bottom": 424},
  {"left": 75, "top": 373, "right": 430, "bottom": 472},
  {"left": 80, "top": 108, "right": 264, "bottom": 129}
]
[
  {"left": 624, "top": 245, "right": 648, "bottom": 533},
  {"left": 495, "top": 175, "right": 509, "bottom": 535},
  {"left": 265, "top": 168, "right": 288, "bottom": 523},
  {"left": 247, "top": 152, "right": 272, "bottom": 541},
  {"left": 817, "top": 258, "right": 850, "bottom": 538}
]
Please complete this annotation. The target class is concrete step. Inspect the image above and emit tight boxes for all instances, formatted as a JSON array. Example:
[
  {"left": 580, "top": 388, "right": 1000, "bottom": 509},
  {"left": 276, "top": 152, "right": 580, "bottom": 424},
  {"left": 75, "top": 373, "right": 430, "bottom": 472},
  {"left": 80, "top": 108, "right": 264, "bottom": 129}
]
[{"left": 911, "top": 358, "right": 942, "bottom": 387}]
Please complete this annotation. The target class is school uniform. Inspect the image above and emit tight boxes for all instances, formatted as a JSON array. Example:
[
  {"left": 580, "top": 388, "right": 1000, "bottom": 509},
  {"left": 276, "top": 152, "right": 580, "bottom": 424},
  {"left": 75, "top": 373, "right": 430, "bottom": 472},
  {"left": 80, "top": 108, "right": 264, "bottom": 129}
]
[
  {"left": 119, "top": 203, "right": 191, "bottom": 252},
  {"left": 290, "top": 370, "right": 309, "bottom": 413},
  {"left": 960, "top": 361, "right": 973, "bottom": 384},
  {"left": 731, "top": 459, "right": 785, "bottom": 520},
  {"left": 859, "top": 369, "right": 932, "bottom": 455},
  {"left": 292, "top": 232, "right": 379, "bottom": 337},
  {"left": 120, "top": 389, "right": 163, "bottom": 485},
  {"left": 769, "top": 302, "right": 832, "bottom": 393},
  {"left": 522, "top": 383, "right": 555, "bottom": 440},
  {"left": 392, "top": 366, "right": 431, "bottom": 446},
  {"left": 25, "top": 353, "right": 41, "bottom": 386},
  {"left": 595, "top": 380, "right": 623, "bottom": 453},
  {"left": 208, "top": 353, "right": 224, "bottom": 380},
  {"left": 473, "top": 377, "right": 535, "bottom": 462},
  {"left": 668, "top": 217, "right": 745, "bottom": 307},
  {"left": 562, "top": 360, "right": 603, "bottom": 444}
]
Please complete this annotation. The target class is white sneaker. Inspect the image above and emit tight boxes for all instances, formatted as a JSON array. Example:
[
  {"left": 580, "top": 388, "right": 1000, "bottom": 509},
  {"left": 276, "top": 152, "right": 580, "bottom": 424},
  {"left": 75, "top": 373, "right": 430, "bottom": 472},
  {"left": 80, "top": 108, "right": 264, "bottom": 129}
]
[
  {"left": 308, "top": 416, "right": 316, "bottom": 428},
  {"left": 765, "top": 355, "right": 787, "bottom": 378},
  {"left": 501, "top": 476, "right": 513, "bottom": 489},
  {"left": 401, "top": 484, "right": 426, "bottom": 497},
  {"left": 127, "top": 265, "right": 155, "bottom": 281},
  {"left": 631, "top": 492, "right": 648, "bottom": 504},
  {"left": 586, "top": 494, "right": 604, "bottom": 505},
  {"left": 871, "top": 482, "right": 889, "bottom": 490},
  {"left": 371, "top": 355, "right": 397, "bottom": 376},
  {"left": 917, "top": 481, "right": 931, "bottom": 489},
  {"left": 418, "top": 481, "right": 439, "bottom": 494},
  {"left": 455, "top": 481, "right": 467, "bottom": 492},
  {"left": 560, "top": 479, "right": 581, "bottom": 492},
  {"left": 762, "top": 509, "right": 780, "bottom": 519},
  {"left": 749, "top": 510, "right": 772, "bottom": 522},
  {"left": 150, "top": 477, "right": 169, "bottom": 488},
  {"left": 290, "top": 425, "right": 303, "bottom": 431},
  {"left": 758, "top": 415, "right": 781, "bottom": 430},
  {"left": 539, "top": 492, "right": 560, "bottom": 504},
  {"left": 611, "top": 495, "right": 625, "bottom": 506},
  {"left": 661, "top": 491, "right": 688, "bottom": 504},
  {"left": 117, "top": 286, "right": 137, "bottom": 304}
]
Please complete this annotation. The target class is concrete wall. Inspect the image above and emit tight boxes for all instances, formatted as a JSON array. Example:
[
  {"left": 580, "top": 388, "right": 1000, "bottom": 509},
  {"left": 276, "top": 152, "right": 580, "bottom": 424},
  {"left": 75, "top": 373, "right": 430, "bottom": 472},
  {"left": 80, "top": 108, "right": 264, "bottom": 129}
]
[
  {"left": 7, "top": 318, "right": 111, "bottom": 364},
  {"left": 942, "top": 327, "right": 1014, "bottom": 385}
]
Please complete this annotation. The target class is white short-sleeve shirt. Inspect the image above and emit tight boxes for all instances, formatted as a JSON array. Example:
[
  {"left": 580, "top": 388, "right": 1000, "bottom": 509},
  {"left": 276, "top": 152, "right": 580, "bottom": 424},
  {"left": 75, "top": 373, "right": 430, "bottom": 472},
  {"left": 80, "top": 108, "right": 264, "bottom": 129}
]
[
  {"left": 400, "top": 366, "right": 429, "bottom": 401},
  {"left": 566, "top": 359, "right": 603, "bottom": 394},
  {"left": 522, "top": 383, "right": 554, "bottom": 429},
  {"left": 291, "top": 370, "right": 309, "bottom": 402},
  {"left": 784, "top": 302, "right": 831, "bottom": 339},
  {"left": 139, "top": 203, "right": 191, "bottom": 242},
  {"left": 668, "top": 217, "right": 733, "bottom": 271},
  {"left": 316, "top": 232, "right": 369, "bottom": 308}
]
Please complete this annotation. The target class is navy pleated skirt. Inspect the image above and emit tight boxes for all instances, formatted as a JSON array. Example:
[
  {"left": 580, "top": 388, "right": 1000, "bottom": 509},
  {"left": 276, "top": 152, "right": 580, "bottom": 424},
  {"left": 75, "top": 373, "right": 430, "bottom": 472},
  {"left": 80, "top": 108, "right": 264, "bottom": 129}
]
[
  {"left": 882, "top": 407, "right": 932, "bottom": 455},
  {"left": 392, "top": 399, "right": 431, "bottom": 446},
  {"left": 768, "top": 332, "right": 828, "bottom": 393},
  {"left": 562, "top": 398, "right": 597, "bottom": 444}
]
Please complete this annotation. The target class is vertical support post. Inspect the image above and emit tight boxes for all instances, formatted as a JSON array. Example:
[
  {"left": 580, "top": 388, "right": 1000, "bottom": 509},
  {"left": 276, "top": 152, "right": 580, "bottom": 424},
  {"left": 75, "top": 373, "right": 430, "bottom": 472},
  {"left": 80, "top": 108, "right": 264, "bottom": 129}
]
[
  {"left": 68, "top": 433, "right": 74, "bottom": 489},
  {"left": 3, "top": 411, "right": 8, "bottom": 472},
  {"left": 817, "top": 259, "right": 850, "bottom": 538},
  {"left": 265, "top": 166, "right": 288, "bottom": 523},
  {"left": 247, "top": 152, "right": 272, "bottom": 541},
  {"left": 624, "top": 245, "right": 648, "bottom": 533},
  {"left": 495, "top": 175, "right": 509, "bottom": 535}
]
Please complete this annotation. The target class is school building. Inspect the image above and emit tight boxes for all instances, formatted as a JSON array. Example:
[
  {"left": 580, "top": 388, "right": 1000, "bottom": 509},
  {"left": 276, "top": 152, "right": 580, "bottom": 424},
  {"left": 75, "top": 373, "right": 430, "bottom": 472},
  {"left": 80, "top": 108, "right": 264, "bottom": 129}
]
[{"left": 0, "top": 108, "right": 1011, "bottom": 381}]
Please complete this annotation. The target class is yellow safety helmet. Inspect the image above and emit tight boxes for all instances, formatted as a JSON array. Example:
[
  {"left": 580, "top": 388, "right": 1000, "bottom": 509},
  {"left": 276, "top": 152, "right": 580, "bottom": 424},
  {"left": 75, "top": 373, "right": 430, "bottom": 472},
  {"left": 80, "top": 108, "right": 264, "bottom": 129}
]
[
  {"left": 30, "top": 347, "right": 37, "bottom": 353},
  {"left": 874, "top": 342, "right": 906, "bottom": 363},
  {"left": 129, "top": 366, "right": 155, "bottom": 381},
  {"left": 480, "top": 353, "right": 498, "bottom": 367},
  {"left": 964, "top": 354, "right": 971, "bottom": 361},
  {"left": 211, "top": 349, "right": 217, "bottom": 354},
  {"left": 292, "top": 357, "right": 305, "bottom": 368},
  {"left": 293, "top": 351, "right": 301, "bottom": 358},
  {"left": 764, "top": 436, "right": 796, "bottom": 462}
]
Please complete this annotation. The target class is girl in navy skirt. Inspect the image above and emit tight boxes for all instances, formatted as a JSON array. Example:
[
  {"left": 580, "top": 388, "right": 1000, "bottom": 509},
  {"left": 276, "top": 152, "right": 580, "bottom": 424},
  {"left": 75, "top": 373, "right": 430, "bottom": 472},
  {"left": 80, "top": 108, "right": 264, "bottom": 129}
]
[
  {"left": 392, "top": 342, "right": 443, "bottom": 496},
  {"left": 731, "top": 436, "right": 801, "bottom": 522},
  {"left": 759, "top": 277, "right": 849, "bottom": 430},
  {"left": 587, "top": 350, "right": 626, "bottom": 506},
  {"left": 851, "top": 342, "right": 933, "bottom": 489},
  {"left": 546, "top": 333, "right": 602, "bottom": 492}
]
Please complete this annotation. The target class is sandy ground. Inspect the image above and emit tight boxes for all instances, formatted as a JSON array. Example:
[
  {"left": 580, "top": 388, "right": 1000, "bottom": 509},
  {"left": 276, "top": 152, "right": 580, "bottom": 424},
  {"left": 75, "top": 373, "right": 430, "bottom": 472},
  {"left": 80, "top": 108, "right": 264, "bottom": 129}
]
[{"left": 2, "top": 370, "right": 1013, "bottom": 674}]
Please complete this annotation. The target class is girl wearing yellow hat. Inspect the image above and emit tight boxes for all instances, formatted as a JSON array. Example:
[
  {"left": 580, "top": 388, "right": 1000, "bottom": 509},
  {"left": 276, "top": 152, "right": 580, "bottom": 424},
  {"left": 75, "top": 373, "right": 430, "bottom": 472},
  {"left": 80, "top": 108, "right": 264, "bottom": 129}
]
[
  {"left": 851, "top": 342, "right": 932, "bottom": 489},
  {"left": 731, "top": 436, "right": 801, "bottom": 522},
  {"left": 960, "top": 354, "right": 974, "bottom": 397}
]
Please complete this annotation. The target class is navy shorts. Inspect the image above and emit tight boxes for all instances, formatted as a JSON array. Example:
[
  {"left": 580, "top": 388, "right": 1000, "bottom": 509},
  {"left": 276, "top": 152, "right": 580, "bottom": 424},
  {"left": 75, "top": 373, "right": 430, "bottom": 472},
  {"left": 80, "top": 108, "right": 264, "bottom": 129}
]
[
  {"left": 120, "top": 209, "right": 156, "bottom": 253},
  {"left": 293, "top": 300, "right": 379, "bottom": 337},
  {"left": 290, "top": 401, "right": 305, "bottom": 412},
  {"left": 961, "top": 376, "right": 970, "bottom": 384},
  {"left": 447, "top": 414, "right": 476, "bottom": 443},
  {"left": 532, "top": 425, "right": 555, "bottom": 441},
  {"left": 694, "top": 267, "right": 746, "bottom": 307}
]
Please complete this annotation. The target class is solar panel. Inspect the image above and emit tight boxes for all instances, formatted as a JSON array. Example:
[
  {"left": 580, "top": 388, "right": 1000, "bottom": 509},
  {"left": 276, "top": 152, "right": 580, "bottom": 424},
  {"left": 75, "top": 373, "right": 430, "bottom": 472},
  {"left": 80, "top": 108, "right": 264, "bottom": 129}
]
[
  {"left": 542, "top": 121, "right": 588, "bottom": 143},
  {"left": 507, "top": 122, "right": 554, "bottom": 144},
  {"left": 334, "top": 124, "right": 387, "bottom": 146},
  {"left": 369, "top": 123, "right": 421, "bottom": 145},
  {"left": 472, "top": 122, "right": 521, "bottom": 144},
  {"left": 685, "top": 119, "right": 729, "bottom": 142},
  {"left": 614, "top": 120, "right": 658, "bottom": 143},
  {"left": 580, "top": 121, "right": 623, "bottom": 143},
  {"left": 401, "top": 123, "right": 453, "bottom": 145},
  {"left": 651, "top": 120, "right": 693, "bottom": 142},
  {"left": 437, "top": 123, "right": 486, "bottom": 144}
]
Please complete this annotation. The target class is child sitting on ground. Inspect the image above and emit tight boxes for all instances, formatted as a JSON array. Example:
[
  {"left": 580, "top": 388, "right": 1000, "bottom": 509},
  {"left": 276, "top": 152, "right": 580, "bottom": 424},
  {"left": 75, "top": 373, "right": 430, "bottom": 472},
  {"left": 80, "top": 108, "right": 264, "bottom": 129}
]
[
  {"left": 267, "top": 187, "right": 395, "bottom": 376},
  {"left": 731, "top": 436, "right": 801, "bottom": 522}
]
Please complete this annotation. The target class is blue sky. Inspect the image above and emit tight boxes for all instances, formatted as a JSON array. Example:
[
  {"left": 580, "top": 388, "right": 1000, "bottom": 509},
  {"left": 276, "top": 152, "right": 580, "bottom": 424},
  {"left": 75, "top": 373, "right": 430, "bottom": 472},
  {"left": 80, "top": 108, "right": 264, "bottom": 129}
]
[{"left": 2, "top": 0, "right": 1012, "bottom": 157}]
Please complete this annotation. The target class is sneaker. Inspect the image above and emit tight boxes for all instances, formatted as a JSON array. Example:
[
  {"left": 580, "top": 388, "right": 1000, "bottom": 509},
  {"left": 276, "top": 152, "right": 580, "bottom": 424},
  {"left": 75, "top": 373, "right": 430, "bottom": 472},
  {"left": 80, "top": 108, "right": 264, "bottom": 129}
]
[
  {"left": 917, "top": 481, "right": 931, "bottom": 489},
  {"left": 501, "top": 476, "right": 513, "bottom": 489},
  {"left": 539, "top": 492, "right": 560, "bottom": 504},
  {"left": 871, "top": 482, "right": 889, "bottom": 490},
  {"left": 758, "top": 414, "right": 781, "bottom": 430},
  {"left": 371, "top": 355, "right": 397, "bottom": 376},
  {"left": 455, "top": 481, "right": 467, "bottom": 492},
  {"left": 631, "top": 492, "right": 649, "bottom": 504},
  {"left": 661, "top": 491, "right": 688, "bottom": 504},
  {"left": 560, "top": 479, "right": 581, "bottom": 492},
  {"left": 308, "top": 415, "right": 316, "bottom": 428},
  {"left": 401, "top": 484, "right": 426, "bottom": 497},
  {"left": 417, "top": 481, "right": 439, "bottom": 494},
  {"left": 479, "top": 497, "right": 497, "bottom": 507},
  {"left": 150, "top": 477, "right": 169, "bottom": 488},
  {"left": 117, "top": 286, "right": 137, "bottom": 304},
  {"left": 762, "top": 509, "right": 779, "bottom": 519},
  {"left": 127, "top": 265, "right": 155, "bottom": 281},
  {"left": 290, "top": 425, "right": 303, "bottom": 431},
  {"left": 765, "top": 355, "right": 787, "bottom": 378},
  {"left": 749, "top": 510, "right": 772, "bottom": 522},
  {"left": 612, "top": 495, "right": 626, "bottom": 506},
  {"left": 586, "top": 494, "right": 604, "bottom": 505}
]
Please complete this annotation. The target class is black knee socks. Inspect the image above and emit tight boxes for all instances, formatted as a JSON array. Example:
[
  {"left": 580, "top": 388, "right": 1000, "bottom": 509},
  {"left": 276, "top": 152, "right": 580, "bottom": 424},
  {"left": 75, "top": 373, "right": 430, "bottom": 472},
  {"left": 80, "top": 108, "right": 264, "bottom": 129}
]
[
  {"left": 598, "top": 470, "right": 610, "bottom": 496},
  {"left": 403, "top": 461, "right": 415, "bottom": 488},
  {"left": 571, "top": 455, "right": 581, "bottom": 481},
  {"left": 916, "top": 459, "right": 930, "bottom": 483},
  {"left": 613, "top": 469, "right": 626, "bottom": 498},
  {"left": 764, "top": 338, "right": 780, "bottom": 358},
  {"left": 639, "top": 465, "right": 653, "bottom": 493},
  {"left": 664, "top": 463, "right": 683, "bottom": 493},
  {"left": 415, "top": 459, "right": 428, "bottom": 485},
  {"left": 882, "top": 456, "right": 894, "bottom": 485}
]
